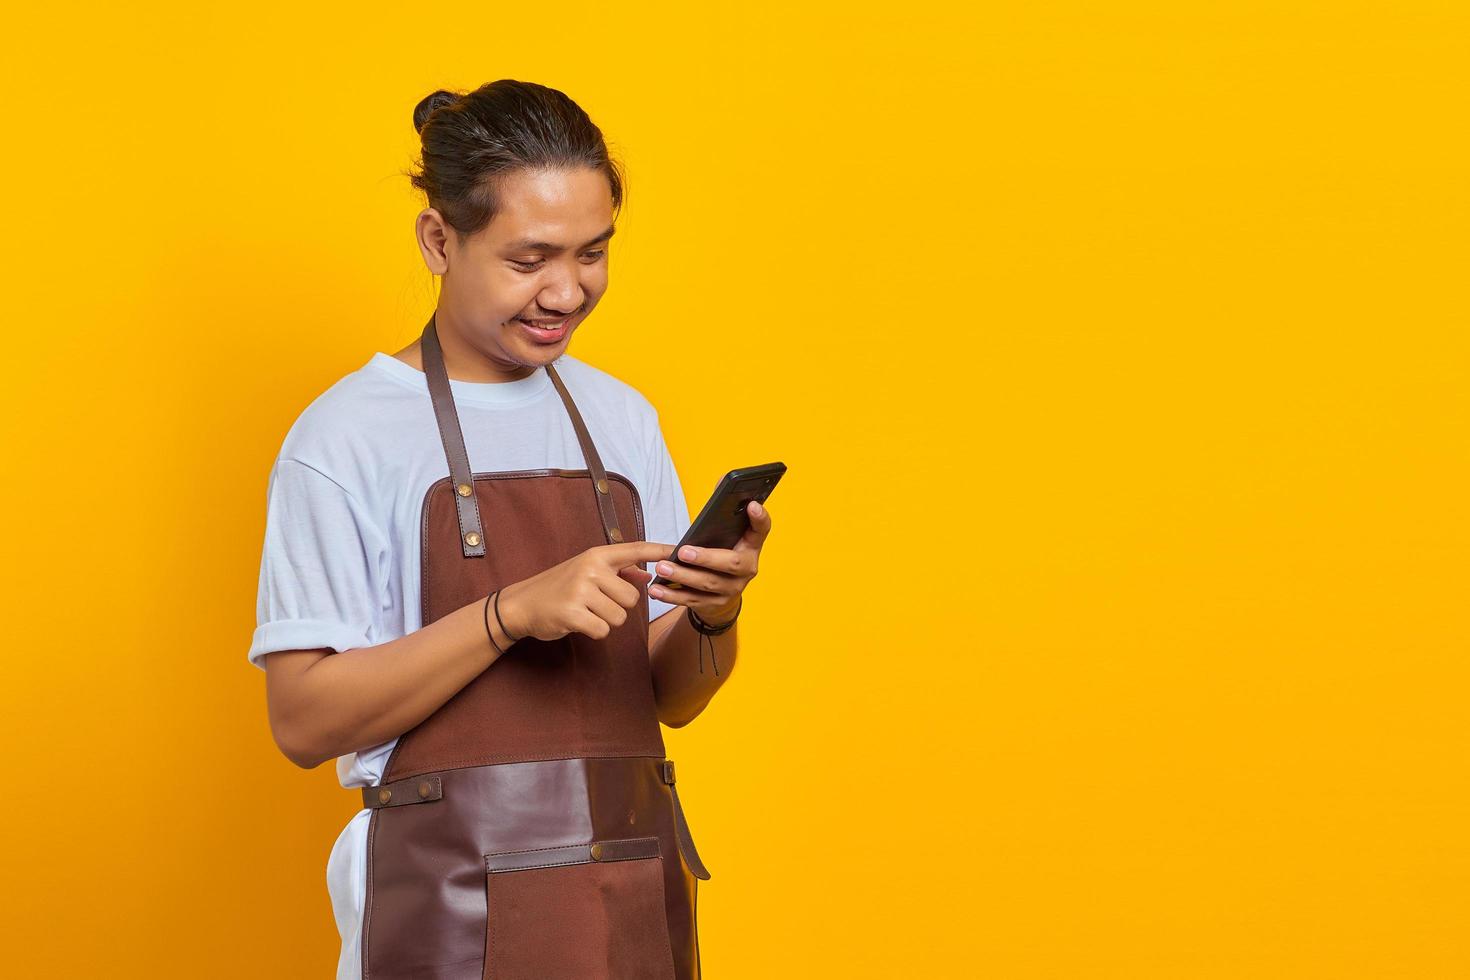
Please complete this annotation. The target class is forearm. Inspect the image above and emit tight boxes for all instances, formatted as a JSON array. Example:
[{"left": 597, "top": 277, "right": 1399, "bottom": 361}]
[
  {"left": 271, "top": 594, "right": 511, "bottom": 768},
  {"left": 648, "top": 606, "right": 738, "bottom": 728}
]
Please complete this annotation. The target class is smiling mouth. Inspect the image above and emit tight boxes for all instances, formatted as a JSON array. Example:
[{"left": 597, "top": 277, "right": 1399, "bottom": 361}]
[{"left": 515, "top": 315, "right": 574, "bottom": 344}]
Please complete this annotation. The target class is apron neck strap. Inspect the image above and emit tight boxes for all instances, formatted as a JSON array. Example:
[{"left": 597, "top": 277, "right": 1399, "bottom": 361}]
[{"left": 420, "top": 312, "right": 626, "bottom": 558}]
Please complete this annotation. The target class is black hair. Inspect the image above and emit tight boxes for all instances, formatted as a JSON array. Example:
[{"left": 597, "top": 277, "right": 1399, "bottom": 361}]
[{"left": 406, "top": 79, "right": 626, "bottom": 239}]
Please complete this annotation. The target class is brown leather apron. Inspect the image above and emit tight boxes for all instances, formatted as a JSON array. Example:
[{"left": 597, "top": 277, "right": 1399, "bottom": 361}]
[{"left": 357, "top": 314, "right": 711, "bottom": 979}]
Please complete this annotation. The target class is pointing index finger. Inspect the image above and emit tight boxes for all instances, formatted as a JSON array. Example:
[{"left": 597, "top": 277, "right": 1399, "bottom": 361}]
[{"left": 597, "top": 540, "right": 677, "bottom": 567}]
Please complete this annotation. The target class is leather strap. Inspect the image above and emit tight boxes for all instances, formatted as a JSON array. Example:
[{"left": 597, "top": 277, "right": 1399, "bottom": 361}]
[
  {"left": 484, "top": 836, "right": 661, "bottom": 874},
  {"left": 420, "top": 313, "right": 487, "bottom": 558},
  {"left": 545, "top": 362, "right": 624, "bottom": 546},
  {"left": 662, "top": 759, "right": 711, "bottom": 880},
  {"left": 419, "top": 313, "right": 623, "bottom": 556},
  {"left": 362, "top": 772, "right": 444, "bottom": 809}
]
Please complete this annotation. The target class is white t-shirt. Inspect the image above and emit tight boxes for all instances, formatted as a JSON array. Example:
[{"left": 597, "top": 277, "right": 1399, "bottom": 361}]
[{"left": 247, "top": 349, "right": 691, "bottom": 980}]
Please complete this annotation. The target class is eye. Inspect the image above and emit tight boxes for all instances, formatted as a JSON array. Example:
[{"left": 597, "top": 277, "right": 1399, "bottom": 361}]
[
  {"left": 510, "top": 259, "right": 543, "bottom": 272},
  {"left": 581, "top": 250, "right": 607, "bottom": 262}
]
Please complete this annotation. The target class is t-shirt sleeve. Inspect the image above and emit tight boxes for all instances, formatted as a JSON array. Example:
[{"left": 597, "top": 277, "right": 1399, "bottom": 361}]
[
  {"left": 247, "top": 457, "right": 391, "bottom": 671},
  {"left": 640, "top": 409, "right": 692, "bottom": 623}
]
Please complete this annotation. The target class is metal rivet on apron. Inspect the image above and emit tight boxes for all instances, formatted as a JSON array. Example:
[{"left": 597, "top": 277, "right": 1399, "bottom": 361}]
[
  {"left": 590, "top": 843, "right": 604, "bottom": 861},
  {"left": 595, "top": 478, "right": 609, "bottom": 495},
  {"left": 378, "top": 788, "right": 392, "bottom": 804},
  {"left": 456, "top": 482, "right": 473, "bottom": 497},
  {"left": 464, "top": 531, "right": 481, "bottom": 547},
  {"left": 609, "top": 527, "right": 622, "bottom": 542},
  {"left": 418, "top": 781, "right": 432, "bottom": 799}
]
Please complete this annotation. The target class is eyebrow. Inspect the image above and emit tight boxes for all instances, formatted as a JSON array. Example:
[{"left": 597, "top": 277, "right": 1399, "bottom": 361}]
[{"left": 505, "top": 225, "right": 616, "bottom": 252}]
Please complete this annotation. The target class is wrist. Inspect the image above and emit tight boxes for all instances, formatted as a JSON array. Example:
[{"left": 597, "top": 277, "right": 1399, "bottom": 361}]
[
  {"left": 493, "top": 582, "right": 526, "bottom": 645},
  {"left": 692, "top": 597, "right": 741, "bottom": 628},
  {"left": 482, "top": 592, "right": 506, "bottom": 658}
]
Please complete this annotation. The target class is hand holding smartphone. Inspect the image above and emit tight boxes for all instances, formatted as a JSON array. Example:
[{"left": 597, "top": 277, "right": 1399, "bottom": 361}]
[{"left": 650, "top": 462, "right": 786, "bottom": 588}]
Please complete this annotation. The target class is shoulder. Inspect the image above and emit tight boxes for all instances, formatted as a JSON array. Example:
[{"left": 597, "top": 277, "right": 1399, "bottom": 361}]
[
  {"left": 552, "top": 353, "right": 662, "bottom": 435},
  {"left": 274, "top": 355, "right": 412, "bottom": 486}
]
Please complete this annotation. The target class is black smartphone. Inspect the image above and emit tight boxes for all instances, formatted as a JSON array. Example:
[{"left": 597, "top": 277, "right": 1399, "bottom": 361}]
[{"left": 651, "top": 461, "right": 786, "bottom": 588}]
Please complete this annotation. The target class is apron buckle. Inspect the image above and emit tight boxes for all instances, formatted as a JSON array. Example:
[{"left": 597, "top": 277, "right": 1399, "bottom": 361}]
[{"left": 661, "top": 759, "right": 676, "bottom": 785}]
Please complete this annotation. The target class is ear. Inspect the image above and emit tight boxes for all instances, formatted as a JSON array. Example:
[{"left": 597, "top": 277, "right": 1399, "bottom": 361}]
[{"left": 415, "top": 208, "right": 451, "bottom": 275}]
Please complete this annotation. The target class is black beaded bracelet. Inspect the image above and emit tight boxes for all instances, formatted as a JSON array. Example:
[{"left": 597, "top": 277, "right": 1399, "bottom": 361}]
[{"left": 687, "top": 597, "right": 741, "bottom": 676}]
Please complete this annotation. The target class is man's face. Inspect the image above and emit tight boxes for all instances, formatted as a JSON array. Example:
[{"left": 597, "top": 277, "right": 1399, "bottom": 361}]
[{"left": 434, "top": 166, "right": 615, "bottom": 371}]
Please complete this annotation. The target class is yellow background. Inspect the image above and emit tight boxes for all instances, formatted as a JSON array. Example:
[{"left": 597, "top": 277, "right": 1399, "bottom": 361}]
[{"left": 1, "top": 2, "right": 1466, "bottom": 977}]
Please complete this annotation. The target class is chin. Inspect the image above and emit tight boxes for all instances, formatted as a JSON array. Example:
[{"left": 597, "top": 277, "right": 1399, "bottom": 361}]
[{"left": 526, "top": 332, "right": 572, "bottom": 356}]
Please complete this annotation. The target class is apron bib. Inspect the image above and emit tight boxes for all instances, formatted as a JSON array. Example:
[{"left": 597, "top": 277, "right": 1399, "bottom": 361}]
[{"left": 358, "top": 314, "right": 711, "bottom": 979}]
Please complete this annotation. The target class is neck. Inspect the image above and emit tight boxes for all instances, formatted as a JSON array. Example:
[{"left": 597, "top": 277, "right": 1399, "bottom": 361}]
[{"left": 402, "top": 309, "right": 540, "bottom": 383}]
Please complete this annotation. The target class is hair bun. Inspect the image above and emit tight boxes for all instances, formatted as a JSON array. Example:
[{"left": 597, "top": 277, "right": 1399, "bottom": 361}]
[{"left": 413, "top": 89, "right": 461, "bottom": 134}]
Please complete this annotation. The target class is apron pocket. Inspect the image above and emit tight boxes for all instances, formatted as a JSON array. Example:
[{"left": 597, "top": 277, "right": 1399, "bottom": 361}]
[{"left": 482, "top": 837, "right": 676, "bottom": 980}]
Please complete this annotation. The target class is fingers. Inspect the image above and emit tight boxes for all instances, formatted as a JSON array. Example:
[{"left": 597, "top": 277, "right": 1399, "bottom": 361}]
[
  {"left": 647, "top": 580, "right": 726, "bottom": 612},
  {"left": 581, "top": 589, "right": 629, "bottom": 638},
  {"left": 668, "top": 543, "right": 756, "bottom": 578},
  {"left": 597, "top": 566, "right": 645, "bottom": 609},
  {"left": 654, "top": 556, "right": 737, "bottom": 593},
  {"left": 569, "top": 606, "right": 613, "bottom": 640},
  {"left": 618, "top": 564, "right": 653, "bottom": 589},
  {"left": 595, "top": 540, "right": 677, "bottom": 568}
]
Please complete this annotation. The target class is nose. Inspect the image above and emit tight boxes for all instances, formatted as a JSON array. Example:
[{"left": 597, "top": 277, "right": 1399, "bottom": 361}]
[{"left": 536, "top": 267, "right": 586, "bottom": 318}]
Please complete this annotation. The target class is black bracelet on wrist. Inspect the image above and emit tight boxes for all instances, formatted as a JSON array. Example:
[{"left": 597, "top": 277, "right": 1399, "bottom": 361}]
[
  {"left": 689, "top": 599, "right": 741, "bottom": 633},
  {"left": 494, "top": 587, "right": 520, "bottom": 643},
  {"left": 484, "top": 591, "right": 507, "bottom": 656},
  {"left": 687, "top": 597, "right": 741, "bottom": 676},
  {"left": 484, "top": 588, "right": 521, "bottom": 656}
]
